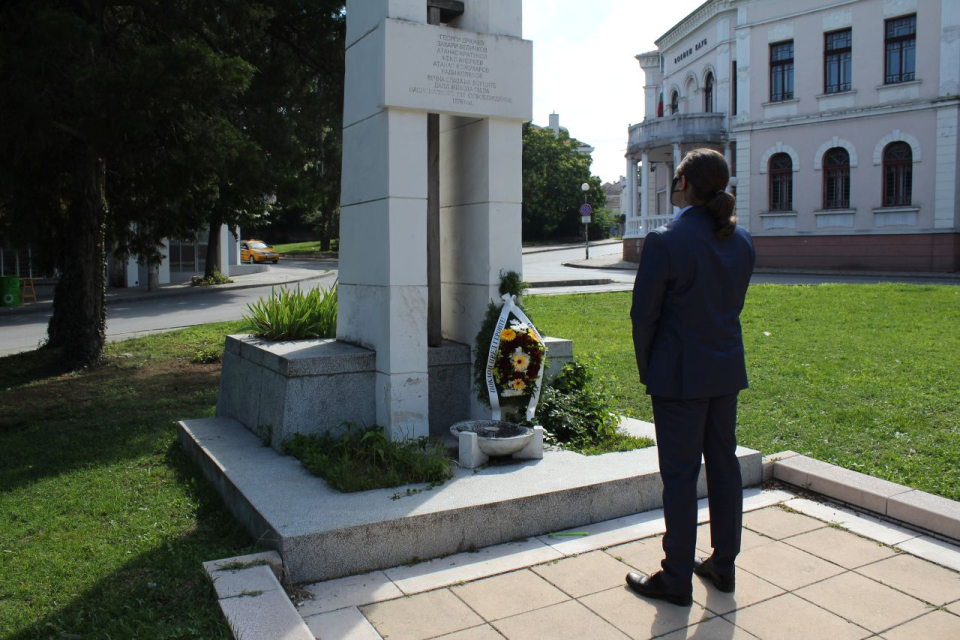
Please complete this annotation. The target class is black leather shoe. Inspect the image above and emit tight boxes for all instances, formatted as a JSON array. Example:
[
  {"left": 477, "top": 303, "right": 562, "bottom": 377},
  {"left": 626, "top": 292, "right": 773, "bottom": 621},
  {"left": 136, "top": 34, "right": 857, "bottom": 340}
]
[
  {"left": 693, "top": 557, "right": 735, "bottom": 593},
  {"left": 625, "top": 571, "right": 693, "bottom": 607}
]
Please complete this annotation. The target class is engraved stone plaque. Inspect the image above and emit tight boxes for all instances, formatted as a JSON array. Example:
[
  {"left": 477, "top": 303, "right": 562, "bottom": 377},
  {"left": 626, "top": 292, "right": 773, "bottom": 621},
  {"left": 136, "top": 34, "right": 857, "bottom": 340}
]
[{"left": 382, "top": 19, "right": 533, "bottom": 120}]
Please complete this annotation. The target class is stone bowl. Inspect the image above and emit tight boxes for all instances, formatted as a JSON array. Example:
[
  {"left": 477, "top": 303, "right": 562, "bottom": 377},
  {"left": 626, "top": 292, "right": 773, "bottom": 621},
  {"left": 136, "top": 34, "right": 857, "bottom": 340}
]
[{"left": 450, "top": 420, "right": 535, "bottom": 457}]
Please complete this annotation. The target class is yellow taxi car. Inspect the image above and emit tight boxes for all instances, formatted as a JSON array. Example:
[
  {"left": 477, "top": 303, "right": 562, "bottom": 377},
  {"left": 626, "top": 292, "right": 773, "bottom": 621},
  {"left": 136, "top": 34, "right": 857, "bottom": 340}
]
[{"left": 240, "top": 239, "right": 280, "bottom": 264}]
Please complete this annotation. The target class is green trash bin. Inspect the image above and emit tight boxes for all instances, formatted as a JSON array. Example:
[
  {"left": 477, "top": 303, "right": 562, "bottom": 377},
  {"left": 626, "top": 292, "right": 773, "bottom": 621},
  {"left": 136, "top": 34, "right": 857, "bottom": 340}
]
[{"left": 1, "top": 276, "right": 21, "bottom": 307}]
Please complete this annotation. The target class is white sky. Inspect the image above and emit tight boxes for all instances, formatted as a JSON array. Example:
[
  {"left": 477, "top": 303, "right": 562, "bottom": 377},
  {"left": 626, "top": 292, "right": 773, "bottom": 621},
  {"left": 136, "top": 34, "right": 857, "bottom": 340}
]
[{"left": 521, "top": 0, "right": 708, "bottom": 183}]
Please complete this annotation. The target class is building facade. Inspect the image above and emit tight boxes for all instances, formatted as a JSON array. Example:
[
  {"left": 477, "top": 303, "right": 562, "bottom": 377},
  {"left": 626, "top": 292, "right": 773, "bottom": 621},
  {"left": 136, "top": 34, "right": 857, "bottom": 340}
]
[{"left": 624, "top": 0, "right": 960, "bottom": 272}]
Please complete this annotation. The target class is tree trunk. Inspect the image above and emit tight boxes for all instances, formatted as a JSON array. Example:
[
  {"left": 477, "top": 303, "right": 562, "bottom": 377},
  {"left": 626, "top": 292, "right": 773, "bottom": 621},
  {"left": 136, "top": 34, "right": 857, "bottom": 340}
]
[
  {"left": 319, "top": 201, "right": 332, "bottom": 252},
  {"left": 46, "top": 147, "right": 107, "bottom": 367},
  {"left": 203, "top": 208, "right": 224, "bottom": 279}
]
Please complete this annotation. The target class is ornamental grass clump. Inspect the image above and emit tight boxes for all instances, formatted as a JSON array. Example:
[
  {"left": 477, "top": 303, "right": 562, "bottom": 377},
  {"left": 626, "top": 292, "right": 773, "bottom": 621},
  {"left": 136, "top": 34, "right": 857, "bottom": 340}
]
[
  {"left": 240, "top": 284, "right": 337, "bottom": 341},
  {"left": 282, "top": 426, "right": 453, "bottom": 493}
]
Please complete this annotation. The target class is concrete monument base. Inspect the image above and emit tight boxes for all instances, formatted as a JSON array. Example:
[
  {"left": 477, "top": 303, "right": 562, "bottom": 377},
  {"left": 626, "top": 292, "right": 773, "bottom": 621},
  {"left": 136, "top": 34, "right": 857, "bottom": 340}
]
[
  {"left": 179, "top": 416, "right": 762, "bottom": 585},
  {"left": 216, "top": 334, "right": 573, "bottom": 447}
]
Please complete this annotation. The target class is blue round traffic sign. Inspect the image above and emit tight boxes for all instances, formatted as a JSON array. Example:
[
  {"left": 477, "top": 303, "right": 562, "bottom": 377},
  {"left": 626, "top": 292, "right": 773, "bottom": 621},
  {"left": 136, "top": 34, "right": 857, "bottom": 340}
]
[{"left": 579, "top": 203, "right": 593, "bottom": 216}]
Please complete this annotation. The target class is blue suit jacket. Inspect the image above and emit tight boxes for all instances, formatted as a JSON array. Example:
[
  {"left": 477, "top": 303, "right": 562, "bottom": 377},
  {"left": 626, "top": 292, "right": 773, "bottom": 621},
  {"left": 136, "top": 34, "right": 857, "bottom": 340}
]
[{"left": 631, "top": 206, "right": 756, "bottom": 399}]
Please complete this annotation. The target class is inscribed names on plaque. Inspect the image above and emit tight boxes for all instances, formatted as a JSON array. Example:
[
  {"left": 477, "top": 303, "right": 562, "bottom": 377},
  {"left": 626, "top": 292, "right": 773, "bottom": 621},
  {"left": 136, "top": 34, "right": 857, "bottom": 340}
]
[{"left": 382, "top": 19, "right": 533, "bottom": 120}]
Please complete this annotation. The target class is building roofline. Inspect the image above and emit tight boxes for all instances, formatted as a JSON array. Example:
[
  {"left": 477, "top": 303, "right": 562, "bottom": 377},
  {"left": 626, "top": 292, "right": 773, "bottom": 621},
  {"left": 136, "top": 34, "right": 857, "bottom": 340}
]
[{"left": 655, "top": 0, "right": 736, "bottom": 51}]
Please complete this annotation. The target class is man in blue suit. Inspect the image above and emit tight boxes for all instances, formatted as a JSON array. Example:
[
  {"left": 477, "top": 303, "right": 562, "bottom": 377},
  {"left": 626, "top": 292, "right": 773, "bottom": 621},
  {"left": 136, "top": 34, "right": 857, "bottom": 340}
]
[{"left": 627, "top": 148, "right": 756, "bottom": 606}]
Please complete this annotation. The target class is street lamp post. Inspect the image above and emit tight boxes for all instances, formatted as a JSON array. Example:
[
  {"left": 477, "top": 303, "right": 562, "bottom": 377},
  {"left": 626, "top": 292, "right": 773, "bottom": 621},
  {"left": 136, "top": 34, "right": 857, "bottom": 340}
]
[{"left": 581, "top": 182, "right": 591, "bottom": 260}]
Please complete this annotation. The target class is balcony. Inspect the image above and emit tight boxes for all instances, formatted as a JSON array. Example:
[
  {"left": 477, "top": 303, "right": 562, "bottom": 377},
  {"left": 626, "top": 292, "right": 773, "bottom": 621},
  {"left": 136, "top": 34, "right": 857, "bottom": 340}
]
[{"left": 628, "top": 113, "right": 728, "bottom": 157}]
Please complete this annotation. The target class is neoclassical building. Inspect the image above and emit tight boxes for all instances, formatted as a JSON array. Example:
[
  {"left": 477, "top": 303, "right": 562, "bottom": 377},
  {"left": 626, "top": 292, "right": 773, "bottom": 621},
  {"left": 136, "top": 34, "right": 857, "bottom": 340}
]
[{"left": 623, "top": 0, "right": 960, "bottom": 271}]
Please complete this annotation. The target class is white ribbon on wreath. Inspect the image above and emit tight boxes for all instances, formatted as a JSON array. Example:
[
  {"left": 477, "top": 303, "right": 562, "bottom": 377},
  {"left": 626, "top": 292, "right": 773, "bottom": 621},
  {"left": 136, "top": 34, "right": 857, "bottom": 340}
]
[{"left": 485, "top": 294, "right": 546, "bottom": 422}]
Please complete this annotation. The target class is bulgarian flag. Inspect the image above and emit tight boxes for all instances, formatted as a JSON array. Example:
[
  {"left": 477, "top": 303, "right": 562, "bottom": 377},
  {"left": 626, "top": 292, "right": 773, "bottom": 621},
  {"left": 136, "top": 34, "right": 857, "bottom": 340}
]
[{"left": 657, "top": 87, "right": 664, "bottom": 117}]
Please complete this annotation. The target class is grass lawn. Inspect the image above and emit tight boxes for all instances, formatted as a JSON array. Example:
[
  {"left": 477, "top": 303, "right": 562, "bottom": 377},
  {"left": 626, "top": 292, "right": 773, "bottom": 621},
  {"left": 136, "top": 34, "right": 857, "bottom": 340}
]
[
  {"left": 0, "top": 321, "right": 252, "bottom": 639},
  {"left": 1, "top": 283, "right": 957, "bottom": 636},
  {"left": 272, "top": 240, "right": 337, "bottom": 258},
  {"left": 525, "top": 284, "right": 960, "bottom": 501}
]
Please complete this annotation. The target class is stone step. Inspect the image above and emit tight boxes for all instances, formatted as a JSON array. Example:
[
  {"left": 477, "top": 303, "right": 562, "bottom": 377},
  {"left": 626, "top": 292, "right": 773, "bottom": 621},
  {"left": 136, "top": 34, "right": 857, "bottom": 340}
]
[{"left": 180, "top": 417, "right": 762, "bottom": 585}]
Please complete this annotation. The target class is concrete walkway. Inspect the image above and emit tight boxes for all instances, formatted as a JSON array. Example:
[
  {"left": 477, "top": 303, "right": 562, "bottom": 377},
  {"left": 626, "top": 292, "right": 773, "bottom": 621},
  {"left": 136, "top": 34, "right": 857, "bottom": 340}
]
[{"left": 296, "top": 490, "right": 960, "bottom": 640}]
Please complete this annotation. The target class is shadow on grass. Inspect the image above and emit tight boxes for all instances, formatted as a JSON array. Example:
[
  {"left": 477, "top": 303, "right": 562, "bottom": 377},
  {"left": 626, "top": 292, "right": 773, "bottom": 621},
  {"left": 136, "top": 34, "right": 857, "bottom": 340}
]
[
  {"left": 0, "top": 354, "right": 221, "bottom": 492},
  {"left": 0, "top": 347, "right": 77, "bottom": 391},
  {"left": 6, "top": 440, "right": 259, "bottom": 639}
]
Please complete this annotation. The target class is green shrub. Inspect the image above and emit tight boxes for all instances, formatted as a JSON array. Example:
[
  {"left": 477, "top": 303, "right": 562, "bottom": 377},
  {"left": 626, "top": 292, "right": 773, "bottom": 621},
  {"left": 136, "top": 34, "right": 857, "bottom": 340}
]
[
  {"left": 240, "top": 284, "right": 337, "bottom": 341},
  {"left": 191, "top": 347, "right": 221, "bottom": 364},
  {"left": 190, "top": 270, "right": 233, "bottom": 286},
  {"left": 529, "top": 359, "right": 652, "bottom": 455},
  {"left": 282, "top": 425, "right": 453, "bottom": 492}
]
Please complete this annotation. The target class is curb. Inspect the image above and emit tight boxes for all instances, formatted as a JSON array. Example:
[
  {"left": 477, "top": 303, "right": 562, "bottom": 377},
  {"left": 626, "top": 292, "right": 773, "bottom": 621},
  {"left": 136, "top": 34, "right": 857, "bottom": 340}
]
[
  {"left": 0, "top": 272, "right": 332, "bottom": 318},
  {"left": 764, "top": 451, "right": 960, "bottom": 544},
  {"left": 527, "top": 278, "right": 614, "bottom": 288},
  {"left": 561, "top": 261, "right": 635, "bottom": 271},
  {"left": 522, "top": 239, "right": 622, "bottom": 255},
  {"left": 204, "top": 551, "right": 315, "bottom": 640}
]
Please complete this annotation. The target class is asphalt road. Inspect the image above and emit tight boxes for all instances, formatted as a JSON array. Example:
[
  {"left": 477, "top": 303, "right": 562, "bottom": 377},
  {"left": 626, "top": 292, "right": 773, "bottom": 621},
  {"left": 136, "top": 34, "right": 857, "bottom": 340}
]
[
  {"left": 0, "top": 265, "right": 337, "bottom": 357},
  {"left": 1, "top": 244, "right": 955, "bottom": 356}
]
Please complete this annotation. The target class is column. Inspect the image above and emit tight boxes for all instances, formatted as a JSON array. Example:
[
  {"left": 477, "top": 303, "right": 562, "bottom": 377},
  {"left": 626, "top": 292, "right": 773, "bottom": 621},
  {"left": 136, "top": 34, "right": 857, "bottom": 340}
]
[
  {"left": 673, "top": 143, "right": 682, "bottom": 216},
  {"left": 338, "top": 0, "right": 430, "bottom": 440},
  {"left": 158, "top": 239, "right": 171, "bottom": 285},
  {"left": 640, "top": 152, "right": 650, "bottom": 219},
  {"left": 724, "top": 143, "right": 734, "bottom": 191},
  {"left": 439, "top": 116, "right": 524, "bottom": 420},
  {"left": 625, "top": 155, "right": 638, "bottom": 226}
]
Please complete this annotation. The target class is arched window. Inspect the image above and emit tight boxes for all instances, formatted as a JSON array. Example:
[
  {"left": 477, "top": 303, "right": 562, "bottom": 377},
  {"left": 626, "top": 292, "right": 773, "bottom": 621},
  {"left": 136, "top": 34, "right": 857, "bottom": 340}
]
[
  {"left": 769, "top": 153, "right": 793, "bottom": 211},
  {"left": 670, "top": 90, "right": 679, "bottom": 115},
  {"left": 883, "top": 142, "right": 912, "bottom": 206},
  {"left": 704, "top": 72, "right": 715, "bottom": 113},
  {"left": 823, "top": 148, "right": 851, "bottom": 209}
]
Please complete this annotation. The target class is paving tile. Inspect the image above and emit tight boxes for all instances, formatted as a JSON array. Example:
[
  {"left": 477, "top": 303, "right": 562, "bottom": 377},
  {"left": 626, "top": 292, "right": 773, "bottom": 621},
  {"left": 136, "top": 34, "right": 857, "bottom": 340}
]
[
  {"left": 897, "top": 536, "right": 960, "bottom": 573},
  {"left": 879, "top": 610, "right": 960, "bottom": 640},
  {"left": 693, "top": 567, "right": 784, "bottom": 616},
  {"left": 491, "top": 599, "right": 629, "bottom": 640},
  {"left": 578, "top": 586, "right": 712, "bottom": 639},
  {"left": 743, "top": 488, "right": 796, "bottom": 511},
  {"left": 537, "top": 508, "right": 667, "bottom": 556},
  {"left": 856, "top": 554, "right": 960, "bottom": 606},
  {"left": 451, "top": 569, "right": 569, "bottom": 621},
  {"left": 696, "top": 524, "right": 774, "bottom": 555},
  {"left": 606, "top": 536, "right": 664, "bottom": 575},
  {"left": 433, "top": 625, "right": 506, "bottom": 640},
  {"left": 736, "top": 541, "right": 845, "bottom": 591},
  {"left": 531, "top": 551, "right": 629, "bottom": 598},
  {"left": 219, "top": 587, "right": 315, "bottom": 640},
  {"left": 784, "top": 526, "right": 897, "bottom": 569},
  {"left": 742, "top": 507, "right": 825, "bottom": 540},
  {"left": 796, "top": 571, "right": 930, "bottom": 633},
  {"left": 210, "top": 564, "right": 282, "bottom": 600},
  {"left": 658, "top": 616, "right": 759, "bottom": 639},
  {"left": 300, "top": 570, "right": 403, "bottom": 617},
  {"left": 782, "top": 498, "right": 917, "bottom": 546},
  {"left": 360, "top": 589, "right": 484, "bottom": 640},
  {"left": 384, "top": 538, "right": 563, "bottom": 595},
  {"left": 303, "top": 606, "right": 382, "bottom": 640},
  {"left": 732, "top": 593, "right": 872, "bottom": 640},
  {"left": 204, "top": 550, "right": 283, "bottom": 580}
]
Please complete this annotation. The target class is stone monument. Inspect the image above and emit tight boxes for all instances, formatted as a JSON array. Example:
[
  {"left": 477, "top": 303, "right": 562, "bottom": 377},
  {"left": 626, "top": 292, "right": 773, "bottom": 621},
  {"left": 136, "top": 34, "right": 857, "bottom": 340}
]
[{"left": 337, "top": 0, "right": 533, "bottom": 440}]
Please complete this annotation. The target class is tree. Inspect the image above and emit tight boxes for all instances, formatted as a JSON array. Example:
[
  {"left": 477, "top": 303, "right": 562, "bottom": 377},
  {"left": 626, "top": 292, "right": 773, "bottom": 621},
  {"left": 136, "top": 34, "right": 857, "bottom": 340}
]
[
  {"left": 0, "top": 1, "right": 346, "bottom": 365},
  {"left": 521, "top": 123, "right": 606, "bottom": 241}
]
